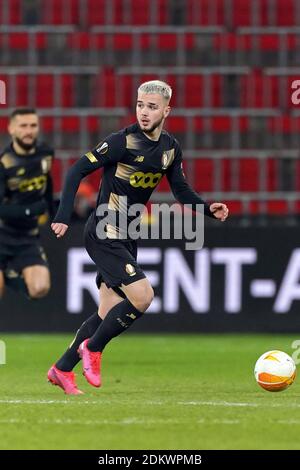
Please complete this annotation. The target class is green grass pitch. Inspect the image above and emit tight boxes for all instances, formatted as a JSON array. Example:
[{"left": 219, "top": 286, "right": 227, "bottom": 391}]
[{"left": 0, "top": 333, "right": 299, "bottom": 450}]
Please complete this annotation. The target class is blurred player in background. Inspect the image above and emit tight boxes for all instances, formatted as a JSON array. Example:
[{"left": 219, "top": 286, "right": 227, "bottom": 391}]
[
  {"left": 0, "top": 108, "right": 54, "bottom": 300},
  {"left": 48, "top": 80, "right": 229, "bottom": 395}
]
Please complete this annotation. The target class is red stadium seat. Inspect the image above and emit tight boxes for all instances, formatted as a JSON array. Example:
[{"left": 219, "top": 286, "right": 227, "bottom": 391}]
[
  {"left": 157, "top": 0, "right": 167, "bottom": 24},
  {"left": 34, "top": 74, "right": 74, "bottom": 108},
  {"left": 267, "top": 200, "right": 288, "bottom": 214},
  {"left": 187, "top": 0, "right": 225, "bottom": 26},
  {"left": 238, "top": 159, "right": 260, "bottom": 191},
  {"left": 67, "top": 32, "right": 91, "bottom": 50},
  {"left": 61, "top": 74, "right": 74, "bottom": 107},
  {"left": 0, "top": 116, "right": 8, "bottom": 135},
  {"left": 295, "top": 161, "right": 300, "bottom": 191},
  {"left": 113, "top": 33, "right": 133, "bottom": 50},
  {"left": 194, "top": 159, "right": 214, "bottom": 192},
  {"left": 156, "top": 174, "right": 170, "bottom": 192},
  {"left": 60, "top": 116, "right": 80, "bottom": 148},
  {"left": 117, "top": 74, "right": 134, "bottom": 108},
  {"left": 213, "top": 33, "right": 252, "bottom": 51},
  {"left": 276, "top": 0, "right": 295, "bottom": 26},
  {"left": 232, "top": 0, "right": 252, "bottom": 27},
  {"left": 130, "top": 0, "right": 154, "bottom": 25},
  {"left": 165, "top": 117, "right": 187, "bottom": 134},
  {"left": 8, "top": 32, "right": 29, "bottom": 49},
  {"left": 268, "top": 116, "right": 300, "bottom": 134},
  {"left": 222, "top": 200, "right": 243, "bottom": 215},
  {"left": 221, "top": 158, "right": 231, "bottom": 191},
  {"left": 86, "top": 116, "right": 99, "bottom": 133},
  {"left": 211, "top": 116, "right": 231, "bottom": 132},
  {"left": 158, "top": 34, "right": 177, "bottom": 50},
  {"left": 102, "top": 69, "right": 117, "bottom": 107},
  {"left": 258, "top": 0, "right": 270, "bottom": 26},
  {"left": 41, "top": 0, "right": 80, "bottom": 25},
  {"left": 85, "top": 0, "right": 106, "bottom": 25},
  {"left": 184, "top": 75, "right": 204, "bottom": 107},
  {"left": 51, "top": 158, "right": 62, "bottom": 194},
  {"left": 0, "top": 0, "right": 21, "bottom": 24},
  {"left": 240, "top": 70, "right": 268, "bottom": 108},
  {"left": 62, "top": 116, "right": 80, "bottom": 132},
  {"left": 266, "top": 159, "right": 277, "bottom": 192},
  {"left": 15, "top": 75, "right": 29, "bottom": 106},
  {"left": 40, "top": 116, "right": 54, "bottom": 133},
  {"left": 35, "top": 75, "right": 55, "bottom": 107}
]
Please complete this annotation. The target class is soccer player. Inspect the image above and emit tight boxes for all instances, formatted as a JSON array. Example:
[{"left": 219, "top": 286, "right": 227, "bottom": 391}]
[
  {"left": 48, "top": 80, "right": 229, "bottom": 395},
  {"left": 0, "top": 108, "right": 54, "bottom": 300}
]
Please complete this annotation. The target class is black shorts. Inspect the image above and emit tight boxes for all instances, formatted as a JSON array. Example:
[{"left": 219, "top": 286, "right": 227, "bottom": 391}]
[
  {"left": 0, "top": 232, "right": 48, "bottom": 273},
  {"left": 84, "top": 222, "right": 146, "bottom": 296}
]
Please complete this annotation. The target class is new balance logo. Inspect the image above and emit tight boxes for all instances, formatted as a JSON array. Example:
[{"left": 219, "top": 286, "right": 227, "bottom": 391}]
[{"left": 134, "top": 156, "right": 144, "bottom": 162}]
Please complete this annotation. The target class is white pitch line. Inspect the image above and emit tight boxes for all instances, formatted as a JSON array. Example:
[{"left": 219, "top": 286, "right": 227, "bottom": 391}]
[
  {"left": 1, "top": 399, "right": 300, "bottom": 410},
  {"left": 178, "top": 401, "right": 259, "bottom": 407},
  {"left": 276, "top": 420, "right": 300, "bottom": 425},
  {"left": 0, "top": 418, "right": 243, "bottom": 426},
  {"left": 178, "top": 400, "right": 300, "bottom": 409},
  {"left": 0, "top": 418, "right": 182, "bottom": 426},
  {"left": 1, "top": 417, "right": 299, "bottom": 427},
  {"left": 0, "top": 399, "right": 100, "bottom": 405}
]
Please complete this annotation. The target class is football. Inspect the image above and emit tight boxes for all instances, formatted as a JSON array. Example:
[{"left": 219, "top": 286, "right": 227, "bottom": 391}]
[{"left": 254, "top": 350, "right": 297, "bottom": 392}]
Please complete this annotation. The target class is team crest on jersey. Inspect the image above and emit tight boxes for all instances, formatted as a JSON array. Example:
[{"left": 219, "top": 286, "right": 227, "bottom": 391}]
[
  {"left": 41, "top": 156, "right": 52, "bottom": 173},
  {"left": 41, "top": 159, "right": 48, "bottom": 173},
  {"left": 96, "top": 142, "right": 109, "bottom": 155},
  {"left": 125, "top": 264, "right": 136, "bottom": 276},
  {"left": 161, "top": 149, "right": 175, "bottom": 170}
]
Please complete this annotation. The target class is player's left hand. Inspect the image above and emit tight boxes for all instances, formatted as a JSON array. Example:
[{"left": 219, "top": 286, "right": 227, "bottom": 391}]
[
  {"left": 209, "top": 202, "right": 229, "bottom": 222},
  {"left": 51, "top": 222, "right": 69, "bottom": 238}
]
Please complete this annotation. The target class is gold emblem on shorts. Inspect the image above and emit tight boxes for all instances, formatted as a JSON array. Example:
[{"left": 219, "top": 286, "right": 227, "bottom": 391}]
[{"left": 125, "top": 264, "right": 136, "bottom": 276}]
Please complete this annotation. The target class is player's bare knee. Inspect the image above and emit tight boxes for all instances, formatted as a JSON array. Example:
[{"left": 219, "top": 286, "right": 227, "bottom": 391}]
[
  {"left": 27, "top": 283, "right": 50, "bottom": 299},
  {"left": 130, "top": 285, "right": 154, "bottom": 312},
  {"left": 98, "top": 297, "right": 123, "bottom": 319},
  {"left": 0, "top": 272, "right": 5, "bottom": 299},
  {"left": 0, "top": 285, "right": 4, "bottom": 299},
  {"left": 98, "top": 284, "right": 124, "bottom": 319}
]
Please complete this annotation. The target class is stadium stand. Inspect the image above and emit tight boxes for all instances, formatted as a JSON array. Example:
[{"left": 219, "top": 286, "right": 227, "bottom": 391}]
[{"left": 0, "top": 0, "right": 300, "bottom": 218}]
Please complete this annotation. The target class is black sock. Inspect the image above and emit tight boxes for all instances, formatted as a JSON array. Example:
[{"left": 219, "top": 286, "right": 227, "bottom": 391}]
[
  {"left": 88, "top": 299, "right": 143, "bottom": 353},
  {"left": 56, "top": 312, "right": 102, "bottom": 372},
  {"left": 4, "top": 270, "right": 29, "bottom": 298}
]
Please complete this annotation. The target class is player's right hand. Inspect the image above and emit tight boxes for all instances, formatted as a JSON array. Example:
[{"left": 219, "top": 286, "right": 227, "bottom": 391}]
[{"left": 51, "top": 222, "right": 69, "bottom": 238}]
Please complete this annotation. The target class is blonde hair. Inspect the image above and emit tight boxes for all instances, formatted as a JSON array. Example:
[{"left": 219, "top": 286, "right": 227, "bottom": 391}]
[{"left": 138, "top": 80, "right": 172, "bottom": 101}]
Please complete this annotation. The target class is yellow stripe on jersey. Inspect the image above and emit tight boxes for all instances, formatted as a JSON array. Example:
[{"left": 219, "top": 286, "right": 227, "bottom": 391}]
[{"left": 85, "top": 151, "right": 98, "bottom": 163}]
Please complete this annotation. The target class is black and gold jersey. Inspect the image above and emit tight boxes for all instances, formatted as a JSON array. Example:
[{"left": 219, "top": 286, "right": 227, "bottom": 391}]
[
  {"left": 54, "top": 122, "right": 214, "bottom": 239},
  {"left": 0, "top": 142, "right": 54, "bottom": 237}
]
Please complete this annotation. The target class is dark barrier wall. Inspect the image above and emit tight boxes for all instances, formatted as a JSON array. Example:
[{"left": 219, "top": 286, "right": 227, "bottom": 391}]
[{"left": 1, "top": 221, "right": 300, "bottom": 332}]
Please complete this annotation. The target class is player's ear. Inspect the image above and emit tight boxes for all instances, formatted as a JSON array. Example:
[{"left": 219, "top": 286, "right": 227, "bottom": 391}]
[
  {"left": 7, "top": 121, "right": 13, "bottom": 136},
  {"left": 164, "top": 105, "right": 171, "bottom": 119}
]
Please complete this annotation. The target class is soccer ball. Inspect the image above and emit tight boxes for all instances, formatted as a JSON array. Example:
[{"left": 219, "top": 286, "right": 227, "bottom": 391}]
[{"left": 254, "top": 350, "right": 296, "bottom": 392}]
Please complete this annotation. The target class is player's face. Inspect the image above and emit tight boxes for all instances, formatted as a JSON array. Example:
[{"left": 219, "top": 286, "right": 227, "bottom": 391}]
[
  {"left": 8, "top": 114, "right": 39, "bottom": 151},
  {"left": 136, "top": 93, "right": 170, "bottom": 134}
]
